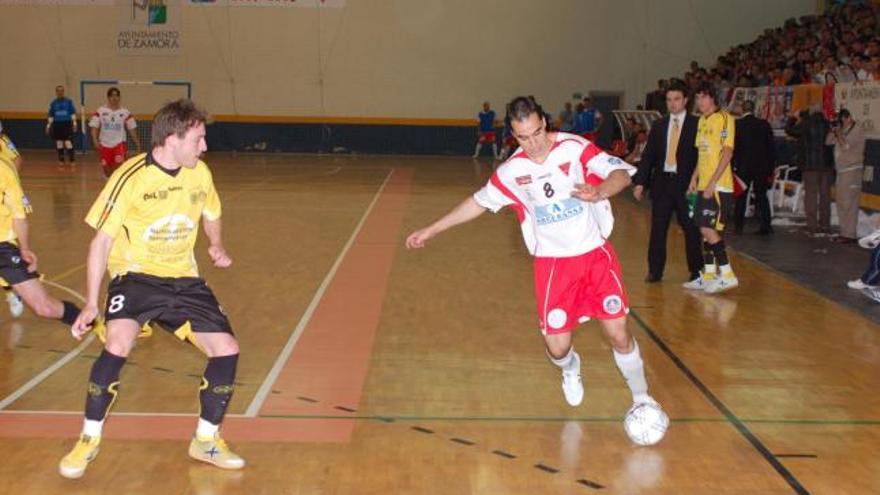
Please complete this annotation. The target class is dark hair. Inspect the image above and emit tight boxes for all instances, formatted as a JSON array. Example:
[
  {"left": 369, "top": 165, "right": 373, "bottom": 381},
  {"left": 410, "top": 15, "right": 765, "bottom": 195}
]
[
  {"left": 506, "top": 96, "right": 545, "bottom": 124},
  {"left": 665, "top": 80, "right": 689, "bottom": 99},
  {"left": 151, "top": 99, "right": 208, "bottom": 148},
  {"left": 742, "top": 100, "right": 755, "bottom": 113},
  {"left": 694, "top": 82, "right": 717, "bottom": 103},
  {"left": 107, "top": 87, "right": 120, "bottom": 98},
  {"left": 838, "top": 108, "right": 851, "bottom": 119}
]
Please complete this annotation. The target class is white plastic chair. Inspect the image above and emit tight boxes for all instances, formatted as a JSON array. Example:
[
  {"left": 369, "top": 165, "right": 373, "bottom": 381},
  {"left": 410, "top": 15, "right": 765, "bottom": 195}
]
[{"left": 771, "top": 165, "right": 802, "bottom": 213}]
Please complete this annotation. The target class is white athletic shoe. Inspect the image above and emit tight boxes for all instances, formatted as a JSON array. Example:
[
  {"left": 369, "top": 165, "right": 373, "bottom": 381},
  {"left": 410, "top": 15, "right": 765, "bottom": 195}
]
[
  {"left": 682, "top": 274, "right": 710, "bottom": 290},
  {"left": 6, "top": 292, "right": 23, "bottom": 319},
  {"left": 705, "top": 274, "right": 739, "bottom": 294},
  {"left": 858, "top": 229, "right": 880, "bottom": 249},
  {"left": 863, "top": 287, "right": 880, "bottom": 303},
  {"left": 561, "top": 366, "right": 584, "bottom": 407},
  {"left": 847, "top": 279, "right": 870, "bottom": 290}
]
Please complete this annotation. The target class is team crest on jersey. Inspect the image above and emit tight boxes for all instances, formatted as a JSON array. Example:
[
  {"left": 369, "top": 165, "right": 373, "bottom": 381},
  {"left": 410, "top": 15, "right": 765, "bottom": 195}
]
[
  {"left": 515, "top": 175, "right": 532, "bottom": 186},
  {"left": 558, "top": 162, "right": 571, "bottom": 176},
  {"left": 10, "top": 256, "right": 20, "bottom": 265},
  {"left": 608, "top": 157, "right": 622, "bottom": 165},
  {"left": 547, "top": 308, "right": 568, "bottom": 329},
  {"left": 603, "top": 295, "right": 623, "bottom": 315}
]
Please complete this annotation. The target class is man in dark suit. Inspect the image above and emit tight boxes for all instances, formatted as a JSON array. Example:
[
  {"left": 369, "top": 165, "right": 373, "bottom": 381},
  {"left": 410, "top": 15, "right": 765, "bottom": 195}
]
[
  {"left": 633, "top": 81, "right": 703, "bottom": 283},
  {"left": 732, "top": 101, "right": 776, "bottom": 234}
]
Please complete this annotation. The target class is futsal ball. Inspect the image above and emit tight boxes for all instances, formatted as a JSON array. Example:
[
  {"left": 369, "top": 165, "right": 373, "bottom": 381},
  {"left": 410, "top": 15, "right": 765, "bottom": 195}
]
[{"left": 623, "top": 402, "right": 669, "bottom": 446}]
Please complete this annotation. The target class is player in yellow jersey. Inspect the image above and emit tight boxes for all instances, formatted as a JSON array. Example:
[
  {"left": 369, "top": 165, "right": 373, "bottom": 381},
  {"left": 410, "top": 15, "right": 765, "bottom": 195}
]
[
  {"left": 685, "top": 82, "right": 738, "bottom": 294},
  {"left": 0, "top": 153, "right": 84, "bottom": 326},
  {"left": 60, "top": 100, "right": 244, "bottom": 479},
  {"left": 0, "top": 122, "right": 26, "bottom": 317}
]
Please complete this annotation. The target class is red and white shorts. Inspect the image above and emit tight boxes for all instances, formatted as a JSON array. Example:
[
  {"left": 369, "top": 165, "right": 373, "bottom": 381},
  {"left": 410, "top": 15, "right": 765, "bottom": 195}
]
[
  {"left": 478, "top": 131, "right": 496, "bottom": 144},
  {"left": 99, "top": 143, "right": 127, "bottom": 172},
  {"left": 534, "top": 242, "right": 629, "bottom": 335}
]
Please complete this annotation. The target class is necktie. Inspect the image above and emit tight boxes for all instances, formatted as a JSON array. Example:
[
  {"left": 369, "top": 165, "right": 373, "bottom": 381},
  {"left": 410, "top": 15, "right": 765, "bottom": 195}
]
[{"left": 666, "top": 117, "right": 680, "bottom": 171}]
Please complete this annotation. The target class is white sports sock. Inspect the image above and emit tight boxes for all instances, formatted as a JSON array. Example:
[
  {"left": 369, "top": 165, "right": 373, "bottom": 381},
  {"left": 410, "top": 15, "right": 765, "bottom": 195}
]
[
  {"left": 196, "top": 418, "right": 219, "bottom": 439},
  {"left": 82, "top": 419, "right": 104, "bottom": 437},
  {"left": 548, "top": 346, "right": 580, "bottom": 373},
  {"left": 704, "top": 263, "right": 717, "bottom": 277},
  {"left": 720, "top": 264, "right": 734, "bottom": 276},
  {"left": 473, "top": 143, "right": 482, "bottom": 157},
  {"left": 612, "top": 338, "right": 650, "bottom": 404}
]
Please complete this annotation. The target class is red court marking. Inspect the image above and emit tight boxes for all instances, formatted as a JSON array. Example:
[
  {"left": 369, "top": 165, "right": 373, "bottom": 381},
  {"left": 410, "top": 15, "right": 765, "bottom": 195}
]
[
  {"left": 0, "top": 167, "right": 413, "bottom": 442},
  {"left": 0, "top": 413, "right": 353, "bottom": 442},
  {"left": 257, "top": 168, "right": 414, "bottom": 430}
]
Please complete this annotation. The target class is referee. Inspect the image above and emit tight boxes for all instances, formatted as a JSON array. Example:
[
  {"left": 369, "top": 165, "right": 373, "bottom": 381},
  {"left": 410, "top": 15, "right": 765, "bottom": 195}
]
[{"left": 46, "top": 85, "right": 77, "bottom": 167}]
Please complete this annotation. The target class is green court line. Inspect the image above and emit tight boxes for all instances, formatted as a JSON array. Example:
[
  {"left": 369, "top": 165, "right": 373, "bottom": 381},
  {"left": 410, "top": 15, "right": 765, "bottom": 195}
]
[{"left": 256, "top": 413, "right": 880, "bottom": 426}]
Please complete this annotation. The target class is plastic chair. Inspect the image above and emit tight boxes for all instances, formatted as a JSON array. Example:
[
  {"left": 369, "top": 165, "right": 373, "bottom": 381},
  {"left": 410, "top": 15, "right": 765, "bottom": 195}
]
[{"left": 771, "top": 165, "right": 802, "bottom": 213}]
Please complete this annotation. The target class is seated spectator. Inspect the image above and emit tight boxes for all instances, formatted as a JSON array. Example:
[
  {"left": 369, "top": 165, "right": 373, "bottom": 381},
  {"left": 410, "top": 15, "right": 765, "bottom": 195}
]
[{"left": 625, "top": 128, "right": 648, "bottom": 164}]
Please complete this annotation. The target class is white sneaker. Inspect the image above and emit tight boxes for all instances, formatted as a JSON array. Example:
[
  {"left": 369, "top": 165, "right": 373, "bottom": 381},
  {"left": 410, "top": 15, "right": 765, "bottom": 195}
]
[
  {"left": 682, "top": 274, "right": 710, "bottom": 290},
  {"left": 705, "top": 274, "right": 739, "bottom": 294},
  {"left": 6, "top": 291, "right": 23, "bottom": 319},
  {"left": 847, "top": 279, "right": 870, "bottom": 290},
  {"left": 863, "top": 287, "right": 880, "bottom": 303},
  {"left": 561, "top": 358, "right": 584, "bottom": 407}
]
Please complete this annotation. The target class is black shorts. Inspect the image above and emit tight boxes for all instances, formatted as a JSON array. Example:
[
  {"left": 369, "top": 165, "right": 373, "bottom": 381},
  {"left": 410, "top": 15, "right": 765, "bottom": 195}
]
[
  {"left": 0, "top": 242, "right": 40, "bottom": 287},
  {"left": 51, "top": 121, "right": 74, "bottom": 141},
  {"left": 696, "top": 192, "right": 734, "bottom": 231},
  {"left": 105, "top": 273, "right": 233, "bottom": 337}
]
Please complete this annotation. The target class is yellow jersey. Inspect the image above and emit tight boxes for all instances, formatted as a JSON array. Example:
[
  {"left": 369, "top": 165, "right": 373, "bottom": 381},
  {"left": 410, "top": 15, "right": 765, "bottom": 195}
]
[
  {"left": 695, "top": 110, "right": 735, "bottom": 192},
  {"left": 0, "top": 155, "right": 30, "bottom": 244},
  {"left": 85, "top": 153, "right": 222, "bottom": 278},
  {"left": 0, "top": 135, "right": 20, "bottom": 163}
]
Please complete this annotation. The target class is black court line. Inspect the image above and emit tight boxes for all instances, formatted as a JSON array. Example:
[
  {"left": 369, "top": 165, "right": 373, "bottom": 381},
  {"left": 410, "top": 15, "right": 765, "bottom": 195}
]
[
  {"left": 297, "top": 396, "right": 319, "bottom": 403},
  {"left": 411, "top": 426, "right": 434, "bottom": 434},
  {"left": 534, "top": 463, "right": 559, "bottom": 474},
  {"left": 450, "top": 437, "right": 475, "bottom": 446},
  {"left": 576, "top": 478, "right": 605, "bottom": 489},
  {"left": 334, "top": 406, "right": 357, "bottom": 413},
  {"left": 630, "top": 310, "right": 810, "bottom": 495},
  {"left": 491, "top": 449, "right": 516, "bottom": 459}
]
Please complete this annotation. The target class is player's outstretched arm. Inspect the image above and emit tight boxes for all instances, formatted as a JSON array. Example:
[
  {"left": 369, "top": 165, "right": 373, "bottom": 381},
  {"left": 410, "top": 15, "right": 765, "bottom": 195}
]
[
  {"left": 572, "top": 169, "right": 632, "bottom": 202},
  {"left": 72, "top": 231, "right": 114, "bottom": 340},
  {"left": 406, "top": 196, "right": 487, "bottom": 249},
  {"left": 203, "top": 217, "right": 232, "bottom": 268}
]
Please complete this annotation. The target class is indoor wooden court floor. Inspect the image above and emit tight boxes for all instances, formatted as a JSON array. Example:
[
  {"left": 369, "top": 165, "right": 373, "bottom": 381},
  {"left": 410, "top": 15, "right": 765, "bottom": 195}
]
[{"left": 0, "top": 151, "right": 877, "bottom": 494}]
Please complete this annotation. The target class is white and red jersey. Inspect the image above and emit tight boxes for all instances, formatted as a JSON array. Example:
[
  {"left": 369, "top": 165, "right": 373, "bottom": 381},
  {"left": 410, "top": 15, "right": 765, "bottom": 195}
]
[
  {"left": 88, "top": 106, "right": 136, "bottom": 148},
  {"left": 473, "top": 132, "right": 636, "bottom": 258}
]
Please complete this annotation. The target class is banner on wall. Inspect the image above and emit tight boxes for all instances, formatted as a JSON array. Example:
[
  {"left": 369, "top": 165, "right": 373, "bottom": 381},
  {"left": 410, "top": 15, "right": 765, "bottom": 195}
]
[
  {"left": 0, "top": 0, "right": 113, "bottom": 4},
  {"left": 835, "top": 81, "right": 880, "bottom": 135},
  {"left": 117, "top": 0, "right": 182, "bottom": 56},
  {"left": 728, "top": 84, "right": 825, "bottom": 130},
  {"left": 188, "top": 0, "right": 345, "bottom": 7}
]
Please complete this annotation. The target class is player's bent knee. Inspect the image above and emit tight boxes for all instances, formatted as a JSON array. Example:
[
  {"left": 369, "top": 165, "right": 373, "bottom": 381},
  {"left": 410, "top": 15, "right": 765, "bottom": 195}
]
[{"left": 543, "top": 332, "right": 572, "bottom": 359}]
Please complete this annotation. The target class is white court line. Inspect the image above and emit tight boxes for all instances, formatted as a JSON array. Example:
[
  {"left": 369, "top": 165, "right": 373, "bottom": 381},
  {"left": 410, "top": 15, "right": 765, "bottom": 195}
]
[
  {"left": 244, "top": 168, "right": 395, "bottom": 417},
  {"left": 0, "top": 281, "right": 94, "bottom": 411}
]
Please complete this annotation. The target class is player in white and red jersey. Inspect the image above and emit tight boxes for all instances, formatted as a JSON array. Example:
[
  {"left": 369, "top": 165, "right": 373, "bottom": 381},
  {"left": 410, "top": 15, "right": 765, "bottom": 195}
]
[
  {"left": 88, "top": 87, "right": 141, "bottom": 177},
  {"left": 407, "top": 96, "right": 661, "bottom": 415}
]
